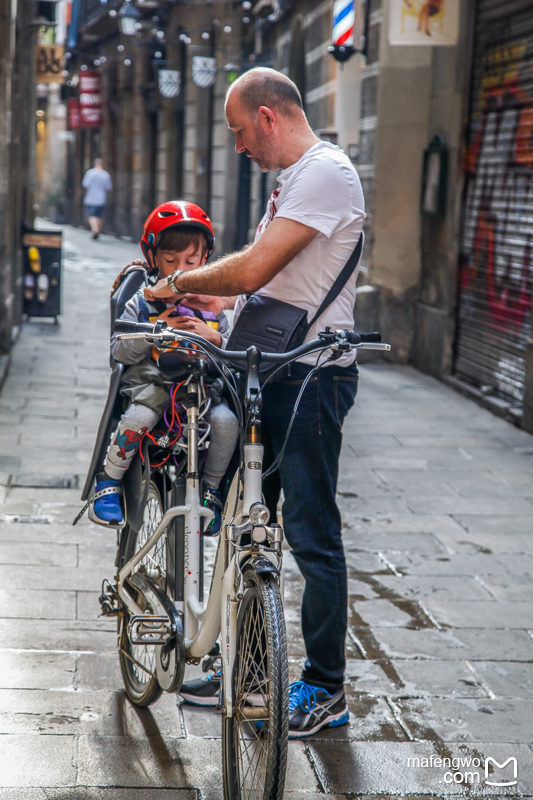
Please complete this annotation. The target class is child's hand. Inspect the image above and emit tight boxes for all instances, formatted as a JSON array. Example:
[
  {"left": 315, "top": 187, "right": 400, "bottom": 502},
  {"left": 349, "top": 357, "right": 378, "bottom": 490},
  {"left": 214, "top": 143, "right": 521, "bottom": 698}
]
[
  {"left": 111, "top": 259, "right": 148, "bottom": 297},
  {"left": 157, "top": 310, "right": 222, "bottom": 346}
]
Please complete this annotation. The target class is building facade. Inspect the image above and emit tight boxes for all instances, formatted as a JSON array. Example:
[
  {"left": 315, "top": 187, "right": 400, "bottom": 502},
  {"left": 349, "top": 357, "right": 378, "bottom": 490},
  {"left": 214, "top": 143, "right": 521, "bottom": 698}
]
[
  {"left": 0, "top": 0, "right": 38, "bottom": 368},
  {"left": 351, "top": 0, "right": 533, "bottom": 432}
]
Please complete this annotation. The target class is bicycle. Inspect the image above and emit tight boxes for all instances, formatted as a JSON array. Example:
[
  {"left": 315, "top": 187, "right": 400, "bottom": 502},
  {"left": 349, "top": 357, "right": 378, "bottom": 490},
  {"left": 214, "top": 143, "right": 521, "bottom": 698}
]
[{"left": 87, "top": 318, "right": 390, "bottom": 800}]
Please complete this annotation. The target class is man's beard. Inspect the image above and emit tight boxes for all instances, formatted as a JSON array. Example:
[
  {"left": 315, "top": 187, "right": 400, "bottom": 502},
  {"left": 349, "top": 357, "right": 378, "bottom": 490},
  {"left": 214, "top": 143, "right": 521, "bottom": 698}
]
[{"left": 245, "top": 137, "right": 276, "bottom": 172}]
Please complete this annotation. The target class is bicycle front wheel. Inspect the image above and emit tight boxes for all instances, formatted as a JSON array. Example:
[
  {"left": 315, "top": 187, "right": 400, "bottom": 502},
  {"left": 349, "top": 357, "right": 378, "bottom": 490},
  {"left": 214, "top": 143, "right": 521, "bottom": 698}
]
[
  {"left": 118, "top": 477, "right": 166, "bottom": 707},
  {"left": 222, "top": 565, "right": 289, "bottom": 800}
]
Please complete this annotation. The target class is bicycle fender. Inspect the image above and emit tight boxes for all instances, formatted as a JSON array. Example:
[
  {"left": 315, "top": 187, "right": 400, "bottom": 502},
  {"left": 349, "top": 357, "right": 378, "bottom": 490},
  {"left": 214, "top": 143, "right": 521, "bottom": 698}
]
[{"left": 249, "top": 554, "right": 280, "bottom": 577}]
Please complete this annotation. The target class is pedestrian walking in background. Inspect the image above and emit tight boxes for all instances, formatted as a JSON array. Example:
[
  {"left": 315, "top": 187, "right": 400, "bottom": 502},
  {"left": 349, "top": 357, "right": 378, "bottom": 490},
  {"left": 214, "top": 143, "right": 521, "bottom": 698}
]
[{"left": 82, "top": 158, "right": 112, "bottom": 239}]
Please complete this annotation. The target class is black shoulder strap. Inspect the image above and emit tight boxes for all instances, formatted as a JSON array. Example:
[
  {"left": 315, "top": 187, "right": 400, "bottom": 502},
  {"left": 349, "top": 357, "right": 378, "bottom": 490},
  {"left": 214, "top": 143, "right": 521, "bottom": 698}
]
[{"left": 307, "top": 233, "right": 363, "bottom": 330}]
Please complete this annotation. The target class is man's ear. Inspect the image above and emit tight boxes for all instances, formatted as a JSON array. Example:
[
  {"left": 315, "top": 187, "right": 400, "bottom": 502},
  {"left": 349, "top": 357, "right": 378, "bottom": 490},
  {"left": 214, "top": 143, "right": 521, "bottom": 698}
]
[{"left": 258, "top": 105, "right": 276, "bottom": 131}]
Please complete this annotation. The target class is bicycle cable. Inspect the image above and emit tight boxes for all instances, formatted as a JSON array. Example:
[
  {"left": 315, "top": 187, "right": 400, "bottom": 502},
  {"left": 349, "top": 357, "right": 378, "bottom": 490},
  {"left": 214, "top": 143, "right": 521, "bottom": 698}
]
[{"left": 262, "top": 349, "right": 336, "bottom": 480}]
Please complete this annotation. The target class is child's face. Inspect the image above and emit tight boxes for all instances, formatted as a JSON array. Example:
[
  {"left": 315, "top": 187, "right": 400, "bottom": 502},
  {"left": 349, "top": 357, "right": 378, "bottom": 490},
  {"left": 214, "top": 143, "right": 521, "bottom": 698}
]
[{"left": 153, "top": 242, "right": 206, "bottom": 277}]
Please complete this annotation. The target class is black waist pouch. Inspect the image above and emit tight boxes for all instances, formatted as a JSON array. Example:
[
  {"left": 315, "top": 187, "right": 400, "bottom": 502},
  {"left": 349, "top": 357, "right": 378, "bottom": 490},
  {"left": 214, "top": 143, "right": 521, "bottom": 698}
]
[
  {"left": 226, "top": 295, "right": 308, "bottom": 374},
  {"left": 225, "top": 234, "right": 363, "bottom": 377}
]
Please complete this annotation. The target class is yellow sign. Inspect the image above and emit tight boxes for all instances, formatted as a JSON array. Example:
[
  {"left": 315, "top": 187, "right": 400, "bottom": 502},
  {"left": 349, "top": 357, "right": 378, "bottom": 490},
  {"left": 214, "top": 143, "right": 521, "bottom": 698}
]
[{"left": 35, "top": 44, "right": 65, "bottom": 83}]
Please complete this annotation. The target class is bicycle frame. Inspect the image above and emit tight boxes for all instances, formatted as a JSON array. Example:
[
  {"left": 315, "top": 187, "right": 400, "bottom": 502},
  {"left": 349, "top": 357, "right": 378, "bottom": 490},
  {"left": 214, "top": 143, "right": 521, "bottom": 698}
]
[{"left": 115, "top": 377, "right": 279, "bottom": 718}]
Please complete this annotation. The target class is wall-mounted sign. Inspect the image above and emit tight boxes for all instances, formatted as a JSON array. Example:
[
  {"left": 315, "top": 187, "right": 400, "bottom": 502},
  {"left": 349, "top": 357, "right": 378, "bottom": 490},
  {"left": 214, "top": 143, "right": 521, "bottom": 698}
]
[
  {"left": 79, "top": 71, "right": 103, "bottom": 127},
  {"left": 35, "top": 44, "right": 65, "bottom": 83},
  {"left": 158, "top": 69, "right": 181, "bottom": 98},
  {"left": 192, "top": 56, "right": 217, "bottom": 88},
  {"left": 68, "top": 98, "right": 81, "bottom": 130},
  {"left": 389, "top": 0, "right": 459, "bottom": 46}
]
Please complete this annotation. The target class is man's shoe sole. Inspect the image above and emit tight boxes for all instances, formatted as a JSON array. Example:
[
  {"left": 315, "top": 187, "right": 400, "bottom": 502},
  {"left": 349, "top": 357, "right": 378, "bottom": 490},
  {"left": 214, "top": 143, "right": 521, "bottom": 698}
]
[
  {"left": 179, "top": 691, "right": 263, "bottom": 708},
  {"left": 288, "top": 708, "right": 349, "bottom": 739},
  {"left": 179, "top": 692, "right": 219, "bottom": 707}
]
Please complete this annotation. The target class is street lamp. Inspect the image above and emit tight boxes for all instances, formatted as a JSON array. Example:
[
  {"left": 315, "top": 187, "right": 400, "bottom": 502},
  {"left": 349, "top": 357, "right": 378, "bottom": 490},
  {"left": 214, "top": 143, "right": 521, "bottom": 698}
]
[{"left": 118, "top": 2, "right": 141, "bottom": 36}]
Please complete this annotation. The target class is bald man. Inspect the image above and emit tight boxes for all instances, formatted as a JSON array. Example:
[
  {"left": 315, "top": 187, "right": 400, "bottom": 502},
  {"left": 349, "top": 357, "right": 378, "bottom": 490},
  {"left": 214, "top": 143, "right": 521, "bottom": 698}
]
[{"left": 146, "top": 68, "right": 365, "bottom": 738}]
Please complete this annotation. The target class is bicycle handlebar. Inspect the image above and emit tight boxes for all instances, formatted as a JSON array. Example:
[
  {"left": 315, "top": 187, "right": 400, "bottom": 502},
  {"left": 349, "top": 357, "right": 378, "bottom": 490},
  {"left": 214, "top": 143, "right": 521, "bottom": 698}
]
[{"left": 113, "top": 319, "right": 390, "bottom": 362}]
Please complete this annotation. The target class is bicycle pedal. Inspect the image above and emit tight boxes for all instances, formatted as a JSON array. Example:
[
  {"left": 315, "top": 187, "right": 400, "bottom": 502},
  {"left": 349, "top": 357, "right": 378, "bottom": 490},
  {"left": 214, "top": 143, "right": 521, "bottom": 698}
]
[{"left": 127, "top": 614, "right": 171, "bottom": 646}]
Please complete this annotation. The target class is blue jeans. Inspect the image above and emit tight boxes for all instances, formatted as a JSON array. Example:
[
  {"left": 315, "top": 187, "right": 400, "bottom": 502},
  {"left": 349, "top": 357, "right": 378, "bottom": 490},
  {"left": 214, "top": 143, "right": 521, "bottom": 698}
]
[{"left": 261, "top": 362, "right": 359, "bottom": 693}]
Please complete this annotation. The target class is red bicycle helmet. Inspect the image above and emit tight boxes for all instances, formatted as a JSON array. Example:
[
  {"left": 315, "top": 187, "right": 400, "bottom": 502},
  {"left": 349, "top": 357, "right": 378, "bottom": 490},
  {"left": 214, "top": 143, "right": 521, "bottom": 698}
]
[{"left": 141, "top": 200, "right": 215, "bottom": 261}]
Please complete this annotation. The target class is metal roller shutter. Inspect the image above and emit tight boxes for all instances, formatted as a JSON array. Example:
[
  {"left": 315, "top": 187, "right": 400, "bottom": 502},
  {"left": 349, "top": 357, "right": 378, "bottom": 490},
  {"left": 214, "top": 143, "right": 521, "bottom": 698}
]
[{"left": 455, "top": 0, "right": 533, "bottom": 405}]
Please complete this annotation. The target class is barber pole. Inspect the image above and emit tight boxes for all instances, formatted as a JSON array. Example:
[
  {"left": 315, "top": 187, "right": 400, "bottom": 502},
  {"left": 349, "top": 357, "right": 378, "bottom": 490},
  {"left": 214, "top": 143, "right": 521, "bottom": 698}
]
[{"left": 329, "top": 0, "right": 365, "bottom": 63}]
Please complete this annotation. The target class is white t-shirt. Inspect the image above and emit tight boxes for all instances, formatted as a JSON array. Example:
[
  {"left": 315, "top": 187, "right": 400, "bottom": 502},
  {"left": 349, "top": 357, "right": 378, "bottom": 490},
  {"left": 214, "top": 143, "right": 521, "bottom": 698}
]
[{"left": 234, "top": 141, "right": 365, "bottom": 366}]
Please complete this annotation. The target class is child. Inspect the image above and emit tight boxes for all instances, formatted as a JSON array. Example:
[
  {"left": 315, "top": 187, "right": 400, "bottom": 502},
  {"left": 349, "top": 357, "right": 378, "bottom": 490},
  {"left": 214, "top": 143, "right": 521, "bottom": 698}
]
[{"left": 92, "top": 201, "right": 239, "bottom": 532}]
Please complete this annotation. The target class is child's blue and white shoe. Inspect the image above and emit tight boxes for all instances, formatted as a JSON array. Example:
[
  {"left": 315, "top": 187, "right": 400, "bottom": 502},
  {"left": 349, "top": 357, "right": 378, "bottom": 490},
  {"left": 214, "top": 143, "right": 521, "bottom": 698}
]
[
  {"left": 288, "top": 681, "right": 349, "bottom": 738},
  {"left": 89, "top": 477, "right": 125, "bottom": 529},
  {"left": 203, "top": 488, "right": 223, "bottom": 535}
]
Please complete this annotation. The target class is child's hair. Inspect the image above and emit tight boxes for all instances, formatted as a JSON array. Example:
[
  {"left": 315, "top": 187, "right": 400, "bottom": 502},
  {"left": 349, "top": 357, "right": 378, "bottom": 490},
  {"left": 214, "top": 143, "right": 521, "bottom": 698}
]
[{"left": 156, "top": 225, "right": 208, "bottom": 255}]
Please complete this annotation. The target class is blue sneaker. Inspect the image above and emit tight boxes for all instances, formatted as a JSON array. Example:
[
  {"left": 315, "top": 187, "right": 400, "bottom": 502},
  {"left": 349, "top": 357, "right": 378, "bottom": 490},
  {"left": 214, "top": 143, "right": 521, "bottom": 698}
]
[
  {"left": 288, "top": 680, "right": 349, "bottom": 738},
  {"left": 90, "top": 478, "right": 124, "bottom": 528},
  {"left": 203, "top": 487, "right": 223, "bottom": 535}
]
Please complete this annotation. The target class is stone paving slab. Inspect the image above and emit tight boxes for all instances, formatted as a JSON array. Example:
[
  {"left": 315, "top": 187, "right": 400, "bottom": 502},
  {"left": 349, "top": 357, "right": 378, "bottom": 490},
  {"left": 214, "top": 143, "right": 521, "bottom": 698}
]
[
  {"left": 0, "top": 734, "right": 77, "bottom": 787},
  {"left": 305, "top": 741, "right": 533, "bottom": 795},
  {"left": 370, "top": 627, "right": 533, "bottom": 662}
]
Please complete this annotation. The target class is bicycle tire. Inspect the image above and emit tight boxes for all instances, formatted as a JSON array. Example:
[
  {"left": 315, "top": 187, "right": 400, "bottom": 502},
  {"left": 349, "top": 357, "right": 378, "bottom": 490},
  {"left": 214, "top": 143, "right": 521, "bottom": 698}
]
[
  {"left": 117, "top": 478, "right": 166, "bottom": 707},
  {"left": 222, "top": 565, "right": 289, "bottom": 800}
]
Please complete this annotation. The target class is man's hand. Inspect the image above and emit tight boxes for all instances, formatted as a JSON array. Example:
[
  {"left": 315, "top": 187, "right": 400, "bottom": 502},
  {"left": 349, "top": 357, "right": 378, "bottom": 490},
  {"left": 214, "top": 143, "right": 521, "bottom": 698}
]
[
  {"left": 144, "top": 278, "right": 176, "bottom": 302},
  {"left": 111, "top": 259, "right": 148, "bottom": 297},
  {"left": 157, "top": 309, "right": 222, "bottom": 346},
  {"left": 180, "top": 294, "right": 236, "bottom": 314}
]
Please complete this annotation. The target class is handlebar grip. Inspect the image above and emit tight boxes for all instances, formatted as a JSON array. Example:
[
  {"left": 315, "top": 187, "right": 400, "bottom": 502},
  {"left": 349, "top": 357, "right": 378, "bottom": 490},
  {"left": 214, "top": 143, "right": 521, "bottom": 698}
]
[
  {"left": 113, "top": 320, "right": 159, "bottom": 335},
  {"left": 359, "top": 332, "right": 382, "bottom": 343}
]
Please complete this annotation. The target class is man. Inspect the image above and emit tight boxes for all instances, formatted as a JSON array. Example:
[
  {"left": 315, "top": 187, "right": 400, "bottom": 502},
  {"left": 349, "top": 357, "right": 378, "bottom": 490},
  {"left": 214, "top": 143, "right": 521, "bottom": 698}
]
[
  {"left": 82, "top": 158, "right": 112, "bottom": 239},
  {"left": 145, "top": 68, "right": 365, "bottom": 737}
]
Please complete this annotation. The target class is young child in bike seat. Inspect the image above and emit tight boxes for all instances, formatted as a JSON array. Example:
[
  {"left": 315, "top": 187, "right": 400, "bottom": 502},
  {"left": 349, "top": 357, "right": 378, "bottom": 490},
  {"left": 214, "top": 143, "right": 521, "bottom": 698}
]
[{"left": 92, "top": 201, "right": 239, "bottom": 532}]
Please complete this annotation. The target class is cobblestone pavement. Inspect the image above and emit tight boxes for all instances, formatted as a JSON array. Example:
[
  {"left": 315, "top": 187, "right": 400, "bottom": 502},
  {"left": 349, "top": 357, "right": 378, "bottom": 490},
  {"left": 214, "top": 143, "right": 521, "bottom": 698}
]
[{"left": 0, "top": 224, "right": 533, "bottom": 798}]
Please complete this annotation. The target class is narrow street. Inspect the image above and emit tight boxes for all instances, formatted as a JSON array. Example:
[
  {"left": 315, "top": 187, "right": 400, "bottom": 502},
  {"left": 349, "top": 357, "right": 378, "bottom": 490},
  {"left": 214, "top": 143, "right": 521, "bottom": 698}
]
[{"left": 0, "top": 224, "right": 532, "bottom": 797}]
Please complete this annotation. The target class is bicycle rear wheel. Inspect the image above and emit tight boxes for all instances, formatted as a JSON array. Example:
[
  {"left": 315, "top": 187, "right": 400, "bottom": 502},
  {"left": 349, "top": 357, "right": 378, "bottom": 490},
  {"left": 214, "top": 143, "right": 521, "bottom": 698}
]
[
  {"left": 118, "top": 478, "right": 166, "bottom": 707},
  {"left": 222, "top": 566, "right": 289, "bottom": 800}
]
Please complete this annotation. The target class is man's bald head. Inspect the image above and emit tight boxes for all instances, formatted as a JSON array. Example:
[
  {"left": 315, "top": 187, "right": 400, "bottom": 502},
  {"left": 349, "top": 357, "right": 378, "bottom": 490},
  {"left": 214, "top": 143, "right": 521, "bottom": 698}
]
[{"left": 227, "top": 68, "right": 302, "bottom": 118}]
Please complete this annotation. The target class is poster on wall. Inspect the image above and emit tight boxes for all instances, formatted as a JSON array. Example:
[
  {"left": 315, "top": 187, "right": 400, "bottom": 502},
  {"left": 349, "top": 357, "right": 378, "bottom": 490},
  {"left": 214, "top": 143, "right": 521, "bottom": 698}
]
[{"left": 388, "top": 0, "right": 459, "bottom": 46}]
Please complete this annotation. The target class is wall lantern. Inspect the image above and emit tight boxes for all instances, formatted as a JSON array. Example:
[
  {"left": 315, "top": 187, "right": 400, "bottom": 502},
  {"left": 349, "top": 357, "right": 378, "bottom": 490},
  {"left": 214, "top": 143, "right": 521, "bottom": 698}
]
[
  {"left": 118, "top": 2, "right": 141, "bottom": 36},
  {"left": 421, "top": 134, "right": 448, "bottom": 217},
  {"left": 224, "top": 62, "right": 239, "bottom": 84}
]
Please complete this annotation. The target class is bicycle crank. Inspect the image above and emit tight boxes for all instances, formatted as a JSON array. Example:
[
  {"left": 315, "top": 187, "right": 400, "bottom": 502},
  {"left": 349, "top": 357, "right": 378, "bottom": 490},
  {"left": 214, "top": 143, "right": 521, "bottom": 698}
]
[{"left": 125, "top": 571, "right": 186, "bottom": 693}]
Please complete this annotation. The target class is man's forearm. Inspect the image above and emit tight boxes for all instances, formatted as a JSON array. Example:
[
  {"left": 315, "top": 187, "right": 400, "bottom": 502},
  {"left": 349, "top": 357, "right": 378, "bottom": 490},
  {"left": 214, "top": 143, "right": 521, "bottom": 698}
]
[{"left": 175, "top": 248, "right": 253, "bottom": 296}]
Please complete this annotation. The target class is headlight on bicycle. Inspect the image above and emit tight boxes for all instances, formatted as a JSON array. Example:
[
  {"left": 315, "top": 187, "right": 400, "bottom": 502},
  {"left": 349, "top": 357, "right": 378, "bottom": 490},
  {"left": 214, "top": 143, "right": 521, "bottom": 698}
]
[{"left": 249, "top": 502, "right": 270, "bottom": 526}]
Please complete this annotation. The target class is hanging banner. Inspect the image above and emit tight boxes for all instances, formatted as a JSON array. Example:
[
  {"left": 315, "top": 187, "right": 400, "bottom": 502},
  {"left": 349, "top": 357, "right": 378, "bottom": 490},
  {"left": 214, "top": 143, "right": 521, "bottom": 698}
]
[
  {"left": 79, "top": 70, "right": 103, "bottom": 127},
  {"left": 192, "top": 56, "right": 217, "bottom": 88},
  {"left": 158, "top": 69, "right": 181, "bottom": 98},
  {"left": 35, "top": 44, "right": 65, "bottom": 84},
  {"left": 388, "top": 0, "right": 459, "bottom": 46},
  {"left": 68, "top": 98, "right": 81, "bottom": 130}
]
